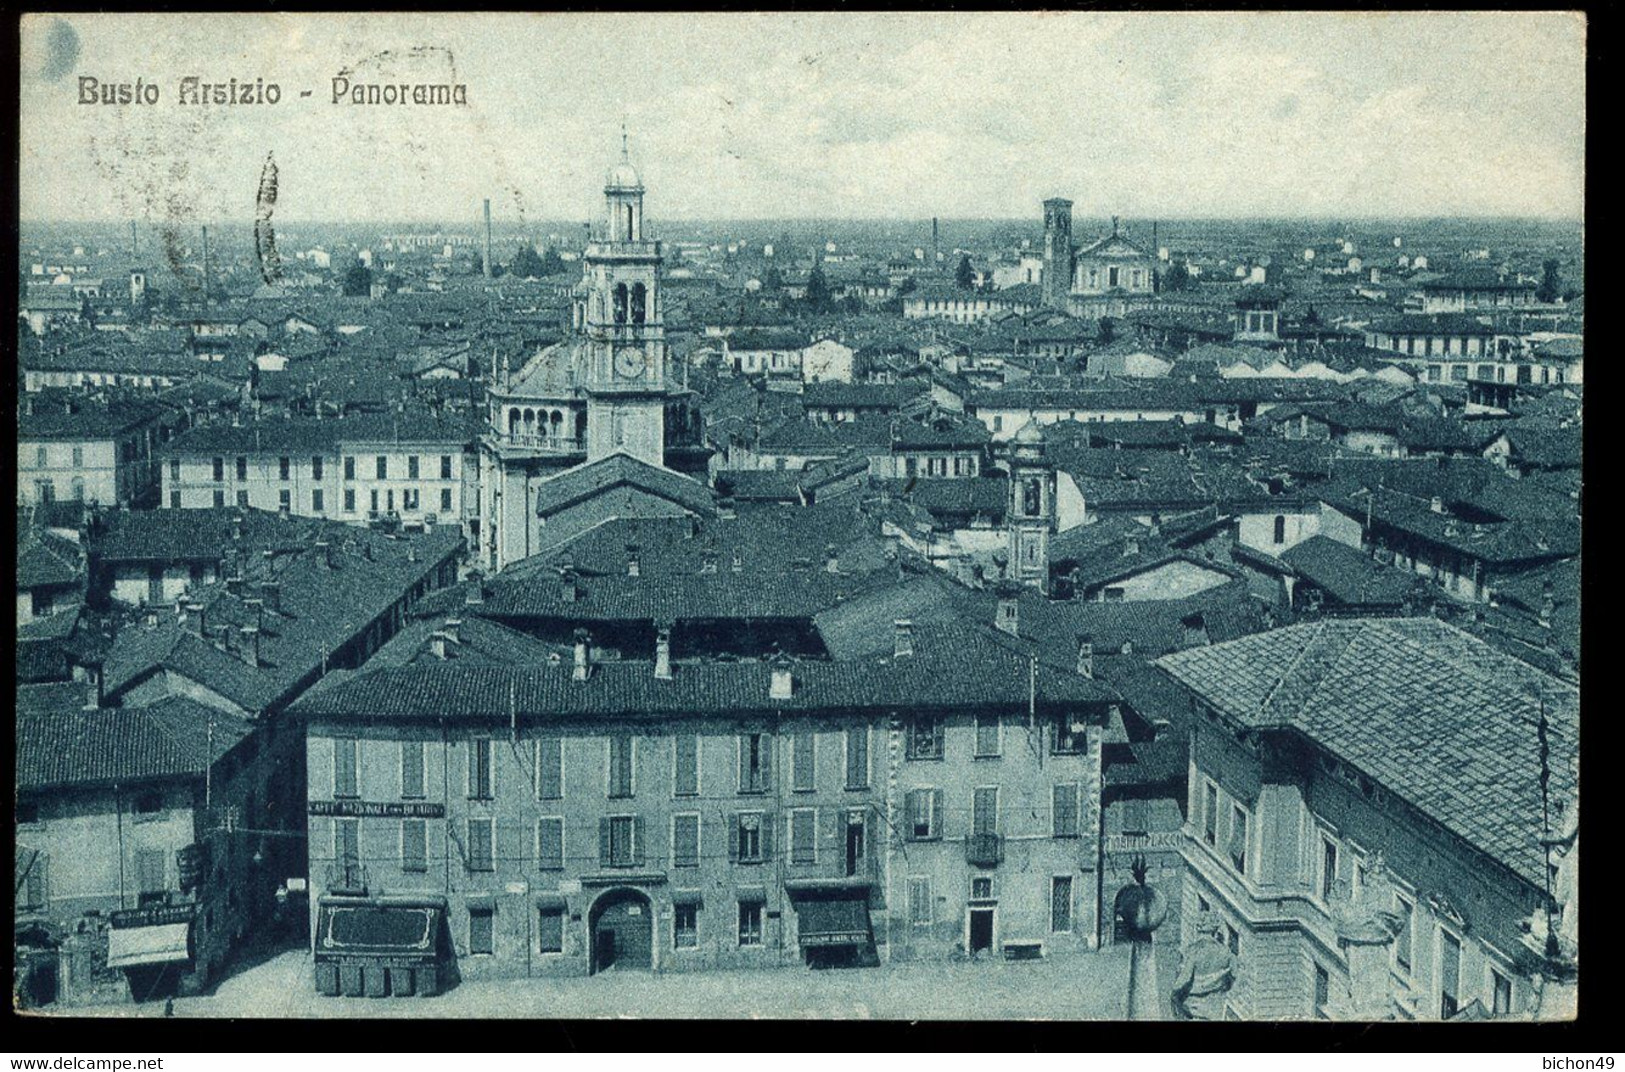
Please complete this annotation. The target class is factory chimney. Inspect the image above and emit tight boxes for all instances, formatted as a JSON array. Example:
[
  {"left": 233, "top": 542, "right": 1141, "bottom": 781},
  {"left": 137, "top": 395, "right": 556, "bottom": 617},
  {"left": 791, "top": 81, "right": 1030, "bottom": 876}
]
[
  {"left": 201, "top": 225, "right": 210, "bottom": 306},
  {"left": 483, "top": 199, "right": 493, "bottom": 279},
  {"left": 932, "top": 217, "right": 940, "bottom": 266}
]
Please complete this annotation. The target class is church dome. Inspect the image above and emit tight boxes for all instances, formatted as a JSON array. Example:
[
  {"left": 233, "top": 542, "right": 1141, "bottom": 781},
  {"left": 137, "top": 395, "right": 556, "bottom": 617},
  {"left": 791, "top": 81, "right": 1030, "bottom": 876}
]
[
  {"left": 1012, "top": 419, "right": 1045, "bottom": 445},
  {"left": 606, "top": 159, "right": 643, "bottom": 190}
]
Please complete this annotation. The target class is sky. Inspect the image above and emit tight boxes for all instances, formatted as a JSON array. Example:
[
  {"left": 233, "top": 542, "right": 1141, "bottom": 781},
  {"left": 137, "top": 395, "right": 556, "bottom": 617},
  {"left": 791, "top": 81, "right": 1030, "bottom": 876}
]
[{"left": 19, "top": 12, "right": 1586, "bottom": 227}]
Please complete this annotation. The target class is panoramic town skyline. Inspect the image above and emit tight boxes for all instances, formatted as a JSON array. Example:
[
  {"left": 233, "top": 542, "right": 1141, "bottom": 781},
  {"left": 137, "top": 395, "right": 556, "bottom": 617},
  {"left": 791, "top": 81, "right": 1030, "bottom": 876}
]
[{"left": 21, "top": 12, "right": 1586, "bottom": 226}]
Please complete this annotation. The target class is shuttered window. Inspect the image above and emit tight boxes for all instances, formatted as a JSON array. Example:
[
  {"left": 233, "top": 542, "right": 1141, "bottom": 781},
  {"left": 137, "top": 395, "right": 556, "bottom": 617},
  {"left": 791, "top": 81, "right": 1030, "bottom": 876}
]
[
  {"left": 599, "top": 816, "right": 644, "bottom": 868},
  {"left": 730, "top": 812, "right": 772, "bottom": 864},
  {"left": 974, "top": 714, "right": 1001, "bottom": 757},
  {"left": 400, "top": 742, "right": 425, "bottom": 799},
  {"left": 468, "top": 740, "right": 493, "bottom": 800},
  {"left": 791, "top": 808, "right": 817, "bottom": 864},
  {"left": 845, "top": 727, "right": 869, "bottom": 789},
  {"left": 1053, "top": 784, "right": 1079, "bottom": 838},
  {"left": 673, "top": 734, "right": 699, "bottom": 798},
  {"left": 1051, "top": 876, "right": 1074, "bottom": 933},
  {"left": 672, "top": 813, "right": 700, "bottom": 868},
  {"left": 738, "top": 733, "right": 772, "bottom": 793},
  {"left": 469, "top": 907, "right": 494, "bottom": 955},
  {"left": 402, "top": 819, "right": 427, "bottom": 873},
  {"left": 608, "top": 735, "right": 634, "bottom": 798},
  {"left": 792, "top": 731, "right": 815, "bottom": 792},
  {"left": 538, "top": 908, "right": 564, "bottom": 953},
  {"left": 906, "top": 717, "right": 944, "bottom": 759},
  {"left": 908, "top": 876, "right": 932, "bottom": 925},
  {"left": 537, "top": 817, "right": 564, "bottom": 871},
  {"left": 536, "top": 737, "right": 563, "bottom": 800},
  {"left": 467, "top": 819, "right": 494, "bottom": 872},
  {"left": 1439, "top": 930, "right": 1462, "bottom": 1019},
  {"left": 333, "top": 738, "right": 358, "bottom": 799},
  {"left": 973, "top": 788, "right": 999, "bottom": 836},
  {"left": 335, "top": 819, "right": 360, "bottom": 867},
  {"left": 906, "top": 789, "right": 942, "bottom": 840},
  {"left": 136, "top": 848, "right": 166, "bottom": 894}
]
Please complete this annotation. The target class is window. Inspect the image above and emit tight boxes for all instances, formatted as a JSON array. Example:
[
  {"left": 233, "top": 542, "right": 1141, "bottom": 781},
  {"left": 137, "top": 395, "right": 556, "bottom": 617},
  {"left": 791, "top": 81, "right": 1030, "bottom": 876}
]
[
  {"left": 790, "top": 808, "right": 816, "bottom": 865},
  {"left": 17, "top": 848, "right": 47, "bottom": 910},
  {"left": 1273, "top": 515, "right": 1287, "bottom": 544},
  {"left": 972, "top": 787, "right": 999, "bottom": 836},
  {"left": 35, "top": 446, "right": 48, "bottom": 467},
  {"left": 441, "top": 455, "right": 454, "bottom": 480},
  {"left": 468, "top": 739, "right": 493, "bottom": 800},
  {"left": 908, "top": 876, "right": 933, "bottom": 926},
  {"left": 1053, "top": 783, "right": 1080, "bottom": 838},
  {"left": 738, "top": 732, "right": 771, "bottom": 793},
  {"left": 538, "top": 908, "right": 564, "bottom": 953},
  {"left": 136, "top": 849, "right": 167, "bottom": 898},
  {"left": 673, "top": 734, "right": 699, "bottom": 798},
  {"left": 1121, "top": 797, "right": 1149, "bottom": 835},
  {"left": 1314, "top": 964, "right": 1331, "bottom": 1018},
  {"left": 312, "top": 455, "right": 324, "bottom": 481},
  {"left": 336, "top": 819, "right": 360, "bottom": 869},
  {"left": 441, "top": 488, "right": 453, "bottom": 513},
  {"left": 400, "top": 741, "right": 425, "bottom": 799},
  {"left": 133, "top": 790, "right": 165, "bottom": 820},
  {"left": 974, "top": 714, "right": 1001, "bottom": 757},
  {"left": 1491, "top": 968, "right": 1513, "bottom": 1016},
  {"left": 169, "top": 458, "right": 180, "bottom": 482},
  {"left": 236, "top": 490, "right": 249, "bottom": 508},
  {"left": 343, "top": 488, "right": 355, "bottom": 513},
  {"left": 600, "top": 815, "right": 644, "bottom": 868},
  {"left": 312, "top": 489, "right": 324, "bottom": 513},
  {"left": 906, "top": 788, "right": 942, "bottom": 840},
  {"left": 1051, "top": 876, "right": 1074, "bottom": 933},
  {"left": 408, "top": 455, "right": 420, "bottom": 479},
  {"left": 738, "top": 901, "right": 763, "bottom": 947},
  {"left": 386, "top": 489, "right": 395, "bottom": 512},
  {"left": 466, "top": 819, "right": 494, "bottom": 872},
  {"left": 608, "top": 735, "right": 635, "bottom": 798},
  {"left": 469, "top": 907, "right": 494, "bottom": 955},
  {"left": 279, "top": 457, "right": 291, "bottom": 481},
  {"left": 1439, "top": 929, "right": 1462, "bottom": 1019},
  {"left": 1320, "top": 836, "right": 1339, "bottom": 901},
  {"left": 971, "top": 876, "right": 993, "bottom": 900},
  {"left": 792, "top": 731, "right": 815, "bottom": 792},
  {"left": 536, "top": 737, "right": 563, "bottom": 800},
  {"left": 236, "top": 456, "right": 247, "bottom": 480},
  {"left": 402, "top": 819, "right": 427, "bottom": 873},
  {"left": 344, "top": 456, "right": 355, "bottom": 481},
  {"left": 376, "top": 456, "right": 388, "bottom": 480},
  {"left": 1203, "top": 782, "right": 1219, "bottom": 847},
  {"left": 1103, "top": 586, "right": 1126, "bottom": 603},
  {"left": 732, "top": 812, "right": 768, "bottom": 864},
  {"left": 537, "top": 817, "right": 564, "bottom": 871},
  {"left": 169, "top": 490, "right": 181, "bottom": 508},
  {"left": 278, "top": 489, "right": 291, "bottom": 511},
  {"left": 214, "top": 489, "right": 226, "bottom": 508},
  {"left": 212, "top": 457, "right": 224, "bottom": 482},
  {"left": 905, "top": 717, "right": 944, "bottom": 760},
  {"left": 1052, "top": 716, "right": 1087, "bottom": 755},
  {"left": 845, "top": 727, "right": 869, "bottom": 789},
  {"left": 1394, "top": 895, "right": 1414, "bottom": 974},
  {"left": 403, "top": 488, "right": 419, "bottom": 512},
  {"left": 1229, "top": 805, "right": 1249, "bottom": 875},
  {"left": 674, "top": 903, "right": 698, "bottom": 949},
  {"left": 334, "top": 738, "right": 359, "bottom": 798},
  {"left": 672, "top": 813, "right": 700, "bottom": 868}
]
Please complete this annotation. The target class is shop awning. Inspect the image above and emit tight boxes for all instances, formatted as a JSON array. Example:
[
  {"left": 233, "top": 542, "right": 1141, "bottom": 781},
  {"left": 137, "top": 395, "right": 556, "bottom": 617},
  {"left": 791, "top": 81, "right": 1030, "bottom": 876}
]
[
  {"left": 317, "top": 903, "right": 440, "bottom": 956},
  {"left": 794, "top": 895, "right": 872, "bottom": 948},
  {"left": 106, "top": 923, "right": 191, "bottom": 970}
]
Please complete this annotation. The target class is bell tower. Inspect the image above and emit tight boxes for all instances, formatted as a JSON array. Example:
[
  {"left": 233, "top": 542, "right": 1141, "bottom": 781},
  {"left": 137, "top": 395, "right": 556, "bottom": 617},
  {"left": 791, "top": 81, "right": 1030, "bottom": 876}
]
[
  {"left": 583, "top": 130, "right": 668, "bottom": 465},
  {"left": 1007, "top": 420, "right": 1056, "bottom": 594}
]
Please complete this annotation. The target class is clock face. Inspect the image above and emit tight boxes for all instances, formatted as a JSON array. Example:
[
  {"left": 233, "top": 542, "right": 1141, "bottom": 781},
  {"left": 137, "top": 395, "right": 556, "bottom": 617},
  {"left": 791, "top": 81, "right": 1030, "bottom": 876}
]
[{"left": 614, "top": 347, "right": 647, "bottom": 379}]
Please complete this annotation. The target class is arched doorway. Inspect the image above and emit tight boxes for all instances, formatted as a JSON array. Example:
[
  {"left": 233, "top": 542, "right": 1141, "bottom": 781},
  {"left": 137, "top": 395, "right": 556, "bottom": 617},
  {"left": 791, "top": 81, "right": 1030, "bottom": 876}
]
[{"left": 588, "top": 888, "right": 653, "bottom": 974}]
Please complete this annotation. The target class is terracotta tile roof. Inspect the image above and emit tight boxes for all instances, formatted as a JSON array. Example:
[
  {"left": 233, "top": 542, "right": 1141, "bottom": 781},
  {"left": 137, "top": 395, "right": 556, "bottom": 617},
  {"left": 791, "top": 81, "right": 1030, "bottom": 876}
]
[
  {"left": 16, "top": 690, "right": 252, "bottom": 792},
  {"left": 1157, "top": 618, "right": 1577, "bottom": 889},
  {"left": 531, "top": 454, "right": 716, "bottom": 519},
  {"left": 1279, "top": 535, "right": 1427, "bottom": 607}
]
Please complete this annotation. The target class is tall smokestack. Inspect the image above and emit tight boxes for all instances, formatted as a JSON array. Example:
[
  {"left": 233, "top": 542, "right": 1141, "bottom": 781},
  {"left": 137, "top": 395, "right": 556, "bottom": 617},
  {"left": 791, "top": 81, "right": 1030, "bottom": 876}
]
[
  {"left": 483, "top": 199, "right": 493, "bottom": 279},
  {"left": 201, "top": 225, "right": 210, "bottom": 306},
  {"left": 932, "top": 217, "right": 940, "bottom": 266},
  {"left": 131, "top": 221, "right": 138, "bottom": 259}
]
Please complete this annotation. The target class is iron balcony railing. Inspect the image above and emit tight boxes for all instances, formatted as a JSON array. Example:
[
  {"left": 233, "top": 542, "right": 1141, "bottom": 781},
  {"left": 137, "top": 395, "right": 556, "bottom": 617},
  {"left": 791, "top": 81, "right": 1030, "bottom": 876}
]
[{"left": 965, "top": 833, "right": 1005, "bottom": 868}]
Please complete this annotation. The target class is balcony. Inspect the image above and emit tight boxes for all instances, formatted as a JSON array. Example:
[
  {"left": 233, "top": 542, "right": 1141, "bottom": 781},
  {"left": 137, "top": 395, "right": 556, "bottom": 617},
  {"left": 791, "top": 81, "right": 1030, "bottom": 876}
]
[
  {"left": 326, "top": 861, "right": 369, "bottom": 897},
  {"left": 965, "top": 833, "right": 1005, "bottom": 868},
  {"left": 497, "top": 434, "right": 585, "bottom": 454}
]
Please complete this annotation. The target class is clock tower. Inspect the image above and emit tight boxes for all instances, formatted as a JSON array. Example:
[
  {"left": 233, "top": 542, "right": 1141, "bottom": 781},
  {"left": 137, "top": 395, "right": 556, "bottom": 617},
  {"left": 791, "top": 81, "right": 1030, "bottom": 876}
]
[{"left": 583, "top": 134, "right": 668, "bottom": 466}]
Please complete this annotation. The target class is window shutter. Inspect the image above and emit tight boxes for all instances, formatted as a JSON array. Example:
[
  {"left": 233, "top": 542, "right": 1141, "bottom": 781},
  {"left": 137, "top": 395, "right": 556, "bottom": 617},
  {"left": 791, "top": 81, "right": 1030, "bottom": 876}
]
[
  {"left": 598, "top": 818, "right": 612, "bottom": 868},
  {"left": 824, "top": 808, "right": 840, "bottom": 854},
  {"left": 760, "top": 812, "right": 775, "bottom": 861},
  {"left": 794, "top": 731, "right": 814, "bottom": 791},
  {"left": 632, "top": 816, "right": 646, "bottom": 867},
  {"left": 760, "top": 734, "right": 773, "bottom": 790},
  {"left": 728, "top": 814, "right": 741, "bottom": 863},
  {"left": 931, "top": 789, "right": 944, "bottom": 838},
  {"left": 537, "top": 737, "right": 562, "bottom": 799},
  {"left": 737, "top": 736, "right": 749, "bottom": 791}
]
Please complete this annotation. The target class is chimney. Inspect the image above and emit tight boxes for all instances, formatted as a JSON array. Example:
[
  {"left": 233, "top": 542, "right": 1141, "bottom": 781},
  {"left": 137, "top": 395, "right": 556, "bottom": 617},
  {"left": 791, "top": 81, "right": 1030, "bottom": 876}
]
[
  {"left": 654, "top": 625, "right": 673, "bottom": 680},
  {"left": 995, "top": 584, "right": 1020, "bottom": 636},
  {"left": 893, "top": 619, "right": 914, "bottom": 659},
  {"left": 261, "top": 581, "right": 281, "bottom": 613},
  {"left": 232, "top": 514, "right": 245, "bottom": 542},
  {"left": 80, "top": 660, "right": 105, "bottom": 710},
  {"left": 768, "top": 652, "right": 794, "bottom": 700},
  {"left": 1429, "top": 496, "right": 1444, "bottom": 514},
  {"left": 718, "top": 496, "right": 737, "bottom": 521},
  {"left": 1182, "top": 612, "right": 1210, "bottom": 649},
  {"left": 731, "top": 550, "right": 744, "bottom": 573},
  {"left": 430, "top": 631, "right": 450, "bottom": 660},
  {"left": 239, "top": 625, "right": 260, "bottom": 667},
  {"left": 225, "top": 573, "right": 245, "bottom": 596},
  {"left": 1076, "top": 635, "right": 1094, "bottom": 678},
  {"left": 483, "top": 199, "right": 493, "bottom": 279},
  {"left": 572, "top": 628, "right": 592, "bottom": 682},
  {"left": 1539, "top": 582, "right": 1555, "bottom": 629},
  {"left": 626, "top": 543, "right": 641, "bottom": 577},
  {"left": 315, "top": 539, "right": 331, "bottom": 568},
  {"left": 464, "top": 581, "right": 485, "bottom": 607},
  {"left": 1123, "top": 536, "right": 1141, "bottom": 558},
  {"left": 560, "top": 567, "right": 580, "bottom": 602},
  {"left": 183, "top": 601, "right": 206, "bottom": 637},
  {"left": 824, "top": 545, "right": 841, "bottom": 573},
  {"left": 243, "top": 596, "right": 265, "bottom": 634},
  {"left": 700, "top": 551, "right": 718, "bottom": 574},
  {"left": 443, "top": 617, "right": 462, "bottom": 644}
]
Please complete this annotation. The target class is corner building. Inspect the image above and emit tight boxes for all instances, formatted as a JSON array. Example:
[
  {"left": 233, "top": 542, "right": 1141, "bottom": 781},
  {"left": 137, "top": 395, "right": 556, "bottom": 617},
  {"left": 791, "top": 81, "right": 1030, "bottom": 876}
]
[{"left": 293, "top": 623, "right": 1117, "bottom": 986}]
